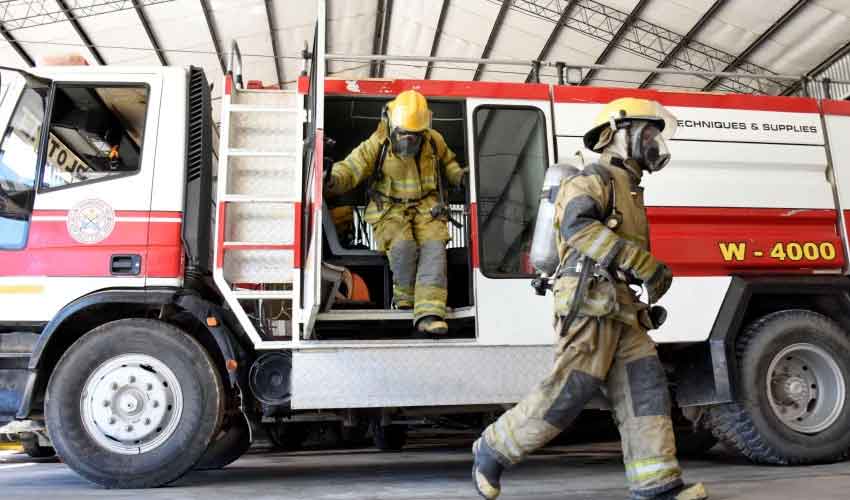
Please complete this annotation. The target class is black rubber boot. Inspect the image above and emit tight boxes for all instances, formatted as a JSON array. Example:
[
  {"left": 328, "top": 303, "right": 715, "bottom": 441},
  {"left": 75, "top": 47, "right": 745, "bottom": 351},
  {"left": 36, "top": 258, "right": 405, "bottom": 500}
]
[
  {"left": 416, "top": 315, "right": 448, "bottom": 336},
  {"left": 472, "top": 438, "right": 504, "bottom": 499},
  {"left": 631, "top": 482, "right": 708, "bottom": 500}
]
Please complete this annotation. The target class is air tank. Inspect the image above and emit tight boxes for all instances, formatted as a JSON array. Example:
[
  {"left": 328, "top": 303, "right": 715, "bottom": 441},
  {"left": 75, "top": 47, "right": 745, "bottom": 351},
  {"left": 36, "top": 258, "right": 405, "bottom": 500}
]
[{"left": 529, "top": 162, "right": 579, "bottom": 275}]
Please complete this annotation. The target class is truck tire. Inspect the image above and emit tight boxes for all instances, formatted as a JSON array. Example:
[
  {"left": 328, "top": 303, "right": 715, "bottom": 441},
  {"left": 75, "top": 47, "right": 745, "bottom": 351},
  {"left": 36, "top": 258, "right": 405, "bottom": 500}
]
[
  {"left": 195, "top": 417, "right": 251, "bottom": 470},
  {"left": 706, "top": 310, "right": 850, "bottom": 464},
  {"left": 21, "top": 432, "right": 55, "bottom": 458},
  {"left": 265, "top": 422, "right": 306, "bottom": 451},
  {"left": 46, "top": 319, "right": 224, "bottom": 488},
  {"left": 371, "top": 422, "right": 407, "bottom": 451}
]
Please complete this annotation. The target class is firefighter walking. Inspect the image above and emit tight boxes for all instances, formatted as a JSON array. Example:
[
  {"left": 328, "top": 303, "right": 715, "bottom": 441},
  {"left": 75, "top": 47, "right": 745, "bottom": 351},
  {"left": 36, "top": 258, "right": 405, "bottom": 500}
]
[
  {"left": 472, "top": 98, "right": 708, "bottom": 500},
  {"left": 326, "top": 90, "right": 466, "bottom": 335}
]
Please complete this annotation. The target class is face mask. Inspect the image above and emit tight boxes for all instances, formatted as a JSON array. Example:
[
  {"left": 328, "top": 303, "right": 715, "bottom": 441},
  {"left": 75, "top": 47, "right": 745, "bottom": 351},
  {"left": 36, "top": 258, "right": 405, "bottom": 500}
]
[
  {"left": 630, "top": 123, "right": 671, "bottom": 172},
  {"left": 390, "top": 129, "right": 423, "bottom": 158}
]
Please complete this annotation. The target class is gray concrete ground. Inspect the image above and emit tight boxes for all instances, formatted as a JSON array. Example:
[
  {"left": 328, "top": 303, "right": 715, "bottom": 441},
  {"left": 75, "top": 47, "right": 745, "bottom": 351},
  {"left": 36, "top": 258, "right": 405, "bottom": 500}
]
[{"left": 0, "top": 436, "right": 847, "bottom": 500}]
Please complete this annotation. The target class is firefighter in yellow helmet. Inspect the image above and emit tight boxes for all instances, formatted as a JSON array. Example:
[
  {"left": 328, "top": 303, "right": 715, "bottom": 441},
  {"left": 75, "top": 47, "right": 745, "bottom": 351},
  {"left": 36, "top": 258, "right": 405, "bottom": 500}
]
[
  {"left": 471, "top": 98, "right": 708, "bottom": 500},
  {"left": 326, "top": 90, "right": 466, "bottom": 335}
]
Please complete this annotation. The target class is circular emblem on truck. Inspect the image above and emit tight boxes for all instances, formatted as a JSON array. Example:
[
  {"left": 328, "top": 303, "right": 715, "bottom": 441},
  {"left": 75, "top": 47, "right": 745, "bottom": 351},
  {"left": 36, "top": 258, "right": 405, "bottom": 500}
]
[{"left": 67, "top": 199, "right": 116, "bottom": 244}]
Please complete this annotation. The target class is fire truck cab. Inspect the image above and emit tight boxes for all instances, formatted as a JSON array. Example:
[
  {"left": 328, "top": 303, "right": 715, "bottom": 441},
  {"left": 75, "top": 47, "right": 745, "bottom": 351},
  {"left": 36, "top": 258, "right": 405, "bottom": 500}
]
[{"left": 3, "top": 25, "right": 850, "bottom": 486}]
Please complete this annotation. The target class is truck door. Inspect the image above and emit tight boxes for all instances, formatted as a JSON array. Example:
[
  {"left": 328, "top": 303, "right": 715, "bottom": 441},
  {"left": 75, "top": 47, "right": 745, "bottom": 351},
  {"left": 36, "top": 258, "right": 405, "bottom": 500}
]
[
  {"left": 0, "top": 71, "right": 162, "bottom": 322},
  {"left": 299, "top": 13, "right": 327, "bottom": 338},
  {"left": 467, "top": 98, "right": 556, "bottom": 345}
]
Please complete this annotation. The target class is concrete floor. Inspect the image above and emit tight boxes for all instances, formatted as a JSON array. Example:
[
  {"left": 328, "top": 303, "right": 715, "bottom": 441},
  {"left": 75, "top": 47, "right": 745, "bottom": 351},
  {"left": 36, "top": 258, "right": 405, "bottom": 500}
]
[{"left": 1, "top": 437, "right": 848, "bottom": 500}]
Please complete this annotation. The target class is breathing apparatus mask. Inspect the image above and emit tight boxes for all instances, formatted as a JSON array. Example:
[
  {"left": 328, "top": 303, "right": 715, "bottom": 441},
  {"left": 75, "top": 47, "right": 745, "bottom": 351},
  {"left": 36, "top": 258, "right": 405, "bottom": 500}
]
[
  {"left": 628, "top": 122, "right": 671, "bottom": 173},
  {"left": 389, "top": 128, "right": 424, "bottom": 158}
]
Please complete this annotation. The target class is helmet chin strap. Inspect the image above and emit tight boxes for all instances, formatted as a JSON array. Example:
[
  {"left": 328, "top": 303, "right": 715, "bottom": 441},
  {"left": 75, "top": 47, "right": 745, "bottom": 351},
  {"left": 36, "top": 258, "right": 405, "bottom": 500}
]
[{"left": 602, "top": 128, "right": 643, "bottom": 182}]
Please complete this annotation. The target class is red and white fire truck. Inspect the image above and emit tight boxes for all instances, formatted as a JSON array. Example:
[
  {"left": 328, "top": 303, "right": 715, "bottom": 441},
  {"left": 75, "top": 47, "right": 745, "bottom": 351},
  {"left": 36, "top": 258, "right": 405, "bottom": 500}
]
[{"left": 3, "top": 13, "right": 850, "bottom": 487}]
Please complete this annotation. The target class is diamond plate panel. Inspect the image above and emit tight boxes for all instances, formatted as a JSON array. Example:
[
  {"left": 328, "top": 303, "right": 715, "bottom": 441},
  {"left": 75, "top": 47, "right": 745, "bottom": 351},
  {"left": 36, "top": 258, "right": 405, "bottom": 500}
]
[
  {"left": 223, "top": 249, "right": 294, "bottom": 283},
  {"left": 291, "top": 345, "right": 553, "bottom": 409},
  {"left": 225, "top": 203, "right": 294, "bottom": 244},
  {"left": 233, "top": 91, "right": 298, "bottom": 107},
  {"left": 229, "top": 111, "right": 297, "bottom": 152},
  {"left": 226, "top": 156, "right": 298, "bottom": 198}
]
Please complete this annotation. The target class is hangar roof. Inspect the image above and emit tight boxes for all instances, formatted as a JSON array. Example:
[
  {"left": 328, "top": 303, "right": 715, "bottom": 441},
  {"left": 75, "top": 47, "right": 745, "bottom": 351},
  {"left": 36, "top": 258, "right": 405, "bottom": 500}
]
[{"left": 0, "top": 0, "right": 848, "bottom": 112}]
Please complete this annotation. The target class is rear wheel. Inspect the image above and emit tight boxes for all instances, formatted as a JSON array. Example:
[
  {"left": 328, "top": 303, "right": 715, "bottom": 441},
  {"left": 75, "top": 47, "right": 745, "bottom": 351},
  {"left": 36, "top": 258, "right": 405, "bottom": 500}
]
[
  {"left": 706, "top": 310, "right": 850, "bottom": 464},
  {"left": 46, "top": 319, "right": 224, "bottom": 488},
  {"left": 371, "top": 421, "right": 407, "bottom": 451}
]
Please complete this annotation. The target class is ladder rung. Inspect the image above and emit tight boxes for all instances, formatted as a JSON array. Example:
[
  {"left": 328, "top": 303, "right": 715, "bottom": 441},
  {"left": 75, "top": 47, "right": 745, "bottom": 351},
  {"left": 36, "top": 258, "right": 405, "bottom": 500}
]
[
  {"left": 221, "top": 194, "right": 299, "bottom": 203},
  {"left": 233, "top": 290, "right": 293, "bottom": 300},
  {"left": 223, "top": 242, "right": 295, "bottom": 250},
  {"left": 229, "top": 104, "right": 299, "bottom": 113},
  {"left": 228, "top": 149, "right": 296, "bottom": 158}
]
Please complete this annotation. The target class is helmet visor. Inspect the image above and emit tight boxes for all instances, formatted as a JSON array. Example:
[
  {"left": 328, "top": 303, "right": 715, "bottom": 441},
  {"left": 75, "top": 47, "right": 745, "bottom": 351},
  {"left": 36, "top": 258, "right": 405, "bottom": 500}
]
[{"left": 388, "top": 103, "right": 432, "bottom": 133}]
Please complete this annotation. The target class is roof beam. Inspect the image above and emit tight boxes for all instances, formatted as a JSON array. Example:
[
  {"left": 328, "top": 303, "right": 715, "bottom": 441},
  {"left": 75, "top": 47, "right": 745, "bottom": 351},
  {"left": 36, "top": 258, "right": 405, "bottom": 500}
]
[
  {"left": 132, "top": 0, "right": 167, "bottom": 66},
  {"left": 473, "top": 0, "right": 511, "bottom": 81},
  {"left": 782, "top": 39, "right": 850, "bottom": 96},
  {"left": 199, "top": 0, "right": 226, "bottom": 74},
  {"left": 525, "top": 0, "right": 579, "bottom": 83},
  {"left": 639, "top": 0, "right": 726, "bottom": 89},
  {"left": 424, "top": 0, "right": 450, "bottom": 80},
  {"left": 580, "top": 0, "right": 651, "bottom": 85},
  {"left": 703, "top": 0, "right": 809, "bottom": 92},
  {"left": 55, "top": 0, "right": 105, "bottom": 65},
  {"left": 370, "top": 0, "right": 393, "bottom": 78},
  {"left": 0, "top": 23, "right": 34, "bottom": 67},
  {"left": 264, "top": 0, "right": 283, "bottom": 86}
]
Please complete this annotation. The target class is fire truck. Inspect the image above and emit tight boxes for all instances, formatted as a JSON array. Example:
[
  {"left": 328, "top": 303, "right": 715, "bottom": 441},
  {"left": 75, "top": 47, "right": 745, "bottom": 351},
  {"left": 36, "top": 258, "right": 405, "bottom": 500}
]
[{"left": 3, "top": 11, "right": 850, "bottom": 487}]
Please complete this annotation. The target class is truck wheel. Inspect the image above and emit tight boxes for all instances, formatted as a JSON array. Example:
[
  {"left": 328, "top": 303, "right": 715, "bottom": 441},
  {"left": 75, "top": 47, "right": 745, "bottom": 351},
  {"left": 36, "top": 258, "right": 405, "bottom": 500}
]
[
  {"left": 706, "top": 310, "right": 850, "bottom": 464},
  {"left": 46, "top": 319, "right": 224, "bottom": 488},
  {"left": 265, "top": 422, "right": 306, "bottom": 450},
  {"left": 195, "top": 417, "right": 251, "bottom": 470},
  {"left": 371, "top": 421, "right": 407, "bottom": 451},
  {"left": 21, "top": 432, "right": 55, "bottom": 458}
]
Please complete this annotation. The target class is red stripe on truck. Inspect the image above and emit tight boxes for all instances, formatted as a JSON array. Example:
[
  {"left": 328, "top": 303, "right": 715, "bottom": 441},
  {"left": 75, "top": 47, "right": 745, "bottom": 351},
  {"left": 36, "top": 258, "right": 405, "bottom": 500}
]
[
  {"left": 0, "top": 210, "right": 182, "bottom": 278},
  {"left": 554, "top": 86, "right": 820, "bottom": 113},
  {"left": 649, "top": 207, "right": 844, "bottom": 276},
  {"left": 324, "top": 79, "right": 550, "bottom": 100}
]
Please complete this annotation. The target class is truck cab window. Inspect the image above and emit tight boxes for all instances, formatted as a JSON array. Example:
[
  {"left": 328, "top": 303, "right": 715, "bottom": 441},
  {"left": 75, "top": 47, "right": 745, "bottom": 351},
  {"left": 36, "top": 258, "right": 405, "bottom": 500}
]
[
  {"left": 0, "top": 84, "right": 48, "bottom": 250},
  {"left": 41, "top": 85, "right": 147, "bottom": 190},
  {"left": 474, "top": 106, "right": 548, "bottom": 277}
]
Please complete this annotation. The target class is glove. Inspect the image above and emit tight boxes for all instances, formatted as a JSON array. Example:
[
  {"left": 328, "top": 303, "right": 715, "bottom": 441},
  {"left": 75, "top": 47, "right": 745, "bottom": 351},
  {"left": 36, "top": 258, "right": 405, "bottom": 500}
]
[
  {"left": 612, "top": 241, "right": 672, "bottom": 301},
  {"left": 644, "top": 263, "right": 673, "bottom": 303}
]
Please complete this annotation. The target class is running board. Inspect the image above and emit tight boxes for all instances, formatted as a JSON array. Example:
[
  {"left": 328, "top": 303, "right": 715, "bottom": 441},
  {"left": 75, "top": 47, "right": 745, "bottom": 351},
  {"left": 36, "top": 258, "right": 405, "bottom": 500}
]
[{"left": 316, "top": 306, "right": 476, "bottom": 322}]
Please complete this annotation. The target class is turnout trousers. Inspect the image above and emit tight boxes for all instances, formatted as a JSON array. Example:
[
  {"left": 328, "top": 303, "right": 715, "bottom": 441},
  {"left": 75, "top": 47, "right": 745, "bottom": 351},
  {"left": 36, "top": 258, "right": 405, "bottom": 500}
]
[
  {"left": 481, "top": 315, "right": 683, "bottom": 498},
  {"left": 372, "top": 203, "right": 450, "bottom": 323}
]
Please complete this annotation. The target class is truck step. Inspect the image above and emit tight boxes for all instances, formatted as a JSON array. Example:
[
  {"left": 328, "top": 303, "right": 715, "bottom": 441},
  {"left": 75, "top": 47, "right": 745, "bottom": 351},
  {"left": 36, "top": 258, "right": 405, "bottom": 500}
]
[{"left": 233, "top": 290, "right": 293, "bottom": 300}]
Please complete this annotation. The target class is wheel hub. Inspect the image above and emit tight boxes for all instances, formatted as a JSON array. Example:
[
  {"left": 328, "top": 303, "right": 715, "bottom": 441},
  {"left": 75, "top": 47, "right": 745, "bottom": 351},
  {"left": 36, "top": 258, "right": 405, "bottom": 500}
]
[
  {"left": 767, "top": 343, "right": 845, "bottom": 434},
  {"left": 81, "top": 354, "right": 183, "bottom": 454}
]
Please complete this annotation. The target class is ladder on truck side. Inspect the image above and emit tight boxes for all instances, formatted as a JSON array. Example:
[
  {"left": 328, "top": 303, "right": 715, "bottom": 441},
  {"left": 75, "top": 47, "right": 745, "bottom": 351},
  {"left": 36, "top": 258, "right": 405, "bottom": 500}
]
[{"left": 213, "top": 45, "right": 305, "bottom": 348}]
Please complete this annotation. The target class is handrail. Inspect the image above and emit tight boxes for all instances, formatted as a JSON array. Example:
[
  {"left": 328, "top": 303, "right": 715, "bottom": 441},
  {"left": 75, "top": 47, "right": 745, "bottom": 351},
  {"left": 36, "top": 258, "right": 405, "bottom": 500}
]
[{"left": 227, "top": 39, "right": 244, "bottom": 90}]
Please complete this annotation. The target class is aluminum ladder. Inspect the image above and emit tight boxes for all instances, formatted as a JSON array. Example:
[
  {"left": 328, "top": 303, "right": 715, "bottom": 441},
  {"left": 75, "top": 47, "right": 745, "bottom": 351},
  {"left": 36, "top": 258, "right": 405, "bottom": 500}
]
[{"left": 212, "top": 73, "right": 304, "bottom": 348}]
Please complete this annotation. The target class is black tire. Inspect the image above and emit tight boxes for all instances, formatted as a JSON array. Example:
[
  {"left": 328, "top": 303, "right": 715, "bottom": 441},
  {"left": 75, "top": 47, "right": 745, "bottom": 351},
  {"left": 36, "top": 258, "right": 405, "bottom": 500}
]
[
  {"left": 46, "top": 319, "right": 224, "bottom": 488},
  {"left": 705, "top": 310, "right": 850, "bottom": 464},
  {"left": 674, "top": 426, "right": 718, "bottom": 457},
  {"left": 21, "top": 432, "right": 55, "bottom": 458},
  {"left": 371, "top": 421, "right": 407, "bottom": 451},
  {"left": 194, "top": 416, "right": 251, "bottom": 470},
  {"left": 265, "top": 422, "right": 306, "bottom": 451}
]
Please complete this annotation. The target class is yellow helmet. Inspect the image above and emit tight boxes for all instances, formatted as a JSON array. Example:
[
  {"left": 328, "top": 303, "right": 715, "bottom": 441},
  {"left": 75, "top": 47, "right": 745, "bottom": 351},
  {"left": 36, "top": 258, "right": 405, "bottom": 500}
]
[
  {"left": 386, "top": 90, "right": 432, "bottom": 133},
  {"left": 583, "top": 97, "right": 677, "bottom": 152}
]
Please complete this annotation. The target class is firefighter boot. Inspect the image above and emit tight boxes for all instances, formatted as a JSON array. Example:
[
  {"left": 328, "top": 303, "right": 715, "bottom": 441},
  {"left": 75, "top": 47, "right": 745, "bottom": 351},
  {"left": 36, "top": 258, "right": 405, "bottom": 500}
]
[
  {"left": 472, "top": 438, "right": 504, "bottom": 499},
  {"left": 416, "top": 315, "right": 448, "bottom": 335},
  {"left": 630, "top": 482, "right": 708, "bottom": 500}
]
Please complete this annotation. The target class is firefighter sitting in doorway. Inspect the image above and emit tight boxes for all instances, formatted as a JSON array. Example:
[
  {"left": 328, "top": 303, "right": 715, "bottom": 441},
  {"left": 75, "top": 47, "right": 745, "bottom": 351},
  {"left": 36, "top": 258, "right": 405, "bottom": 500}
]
[
  {"left": 471, "top": 98, "right": 708, "bottom": 500},
  {"left": 325, "top": 90, "right": 466, "bottom": 335}
]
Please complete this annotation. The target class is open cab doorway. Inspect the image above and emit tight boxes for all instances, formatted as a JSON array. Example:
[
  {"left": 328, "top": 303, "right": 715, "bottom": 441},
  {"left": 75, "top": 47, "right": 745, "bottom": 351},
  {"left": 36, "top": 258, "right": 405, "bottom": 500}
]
[{"left": 313, "top": 93, "right": 476, "bottom": 341}]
